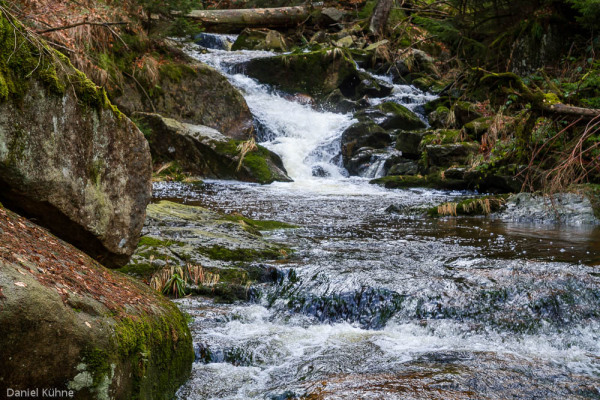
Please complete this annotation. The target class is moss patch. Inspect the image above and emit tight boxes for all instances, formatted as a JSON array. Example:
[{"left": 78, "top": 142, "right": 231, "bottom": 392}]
[
  {"left": 198, "top": 245, "right": 287, "bottom": 262},
  {"left": 0, "top": 14, "right": 123, "bottom": 118},
  {"left": 213, "top": 139, "right": 283, "bottom": 184},
  {"left": 370, "top": 174, "right": 468, "bottom": 190},
  {"left": 420, "top": 129, "right": 462, "bottom": 146}
]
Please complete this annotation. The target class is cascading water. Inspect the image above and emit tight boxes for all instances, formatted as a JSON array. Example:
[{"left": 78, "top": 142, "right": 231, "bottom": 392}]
[
  {"left": 185, "top": 39, "right": 435, "bottom": 181},
  {"left": 168, "top": 36, "right": 600, "bottom": 399}
]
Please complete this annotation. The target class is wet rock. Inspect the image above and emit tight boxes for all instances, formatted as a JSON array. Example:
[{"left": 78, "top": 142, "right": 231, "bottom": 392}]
[
  {"left": 322, "top": 89, "right": 369, "bottom": 113},
  {"left": 0, "top": 25, "right": 151, "bottom": 267},
  {"left": 357, "top": 102, "right": 426, "bottom": 131},
  {"left": 286, "top": 287, "right": 407, "bottom": 329},
  {"left": 134, "top": 112, "right": 291, "bottom": 184},
  {"left": 387, "top": 159, "right": 420, "bottom": 176},
  {"left": 114, "top": 61, "right": 253, "bottom": 139},
  {"left": 495, "top": 192, "right": 600, "bottom": 225},
  {"left": 245, "top": 48, "right": 360, "bottom": 101},
  {"left": 346, "top": 148, "right": 393, "bottom": 177},
  {"left": 428, "top": 105, "right": 452, "bottom": 129},
  {"left": 121, "top": 200, "right": 294, "bottom": 302},
  {"left": 195, "top": 32, "right": 236, "bottom": 50},
  {"left": 355, "top": 75, "right": 394, "bottom": 98},
  {"left": 301, "top": 352, "right": 596, "bottom": 400},
  {"left": 312, "top": 165, "right": 331, "bottom": 177},
  {"left": 0, "top": 207, "right": 193, "bottom": 399},
  {"left": 232, "top": 28, "right": 288, "bottom": 52},
  {"left": 371, "top": 173, "right": 469, "bottom": 190},
  {"left": 394, "top": 130, "right": 428, "bottom": 159},
  {"left": 425, "top": 143, "right": 480, "bottom": 167},
  {"left": 341, "top": 121, "right": 391, "bottom": 171}
]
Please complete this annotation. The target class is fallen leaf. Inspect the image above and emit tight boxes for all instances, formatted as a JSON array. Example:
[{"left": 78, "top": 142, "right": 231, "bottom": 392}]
[
  {"left": 14, "top": 282, "right": 27, "bottom": 287},
  {"left": 85, "top": 321, "right": 92, "bottom": 328}
]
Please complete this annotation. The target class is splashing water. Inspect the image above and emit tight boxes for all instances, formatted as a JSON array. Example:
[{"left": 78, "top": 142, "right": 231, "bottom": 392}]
[
  {"left": 186, "top": 40, "right": 435, "bottom": 181},
  {"left": 170, "top": 37, "right": 600, "bottom": 399}
]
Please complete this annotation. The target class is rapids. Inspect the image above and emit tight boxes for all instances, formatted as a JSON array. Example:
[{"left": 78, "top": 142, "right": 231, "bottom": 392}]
[{"left": 168, "top": 38, "right": 600, "bottom": 399}]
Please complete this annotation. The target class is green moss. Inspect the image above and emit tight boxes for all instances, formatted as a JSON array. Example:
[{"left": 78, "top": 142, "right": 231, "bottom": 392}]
[
  {"left": 112, "top": 308, "right": 193, "bottom": 400},
  {"left": 242, "top": 150, "right": 275, "bottom": 184},
  {"left": 118, "top": 263, "right": 163, "bottom": 280},
  {"left": 245, "top": 48, "right": 358, "bottom": 99},
  {"left": 81, "top": 348, "right": 112, "bottom": 387},
  {"left": 198, "top": 245, "right": 286, "bottom": 262},
  {"left": 138, "top": 236, "right": 181, "bottom": 247},
  {"left": 222, "top": 214, "right": 297, "bottom": 231},
  {"left": 0, "top": 13, "right": 123, "bottom": 118},
  {"left": 159, "top": 63, "right": 196, "bottom": 83},
  {"left": 463, "top": 116, "right": 493, "bottom": 139},
  {"left": 370, "top": 173, "right": 467, "bottom": 190},
  {"left": 420, "top": 129, "right": 461, "bottom": 146},
  {"left": 543, "top": 92, "right": 561, "bottom": 105},
  {"left": 213, "top": 139, "right": 281, "bottom": 184}
]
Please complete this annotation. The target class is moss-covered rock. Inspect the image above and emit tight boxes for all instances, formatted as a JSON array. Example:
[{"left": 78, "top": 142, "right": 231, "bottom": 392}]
[
  {"left": 114, "top": 61, "right": 253, "bottom": 139},
  {"left": 452, "top": 101, "right": 484, "bottom": 126},
  {"left": 424, "top": 142, "right": 480, "bottom": 167},
  {"left": 370, "top": 173, "right": 469, "bottom": 190},
  {"left": 0, "top": 13, "right": 152, "bottom": 267},
  {"left": 341, "top": 120, "right": 391, "bottom": 172},
  {"left": 0, "top": 207, "right": 193, "bottom": 400},
  {"left": 122, "top": 201, "right": 295, "bottom": 301},
  {"left": 135, "top": 112, "right": 291, "bottom": 184},
  {"left": 232, "top": 28, "right": 289, "bottom": 51},
  {"left": 428, "top": 106, "right": 452, "bottom": 129},
  {"left": 463, "top": 116, "right": 494, "bottom": 140},
  {"left": 357, "top": 102, "right": 426, "bottom": 131},
  {"left": 420, "top": 129, "right": 463, "bottom": 147},
  {"left": 244, "top": 48, "right": 361, "bottom": 101},
  {"left": 394, "top": 130, "right": 427, "bottom": 159}
]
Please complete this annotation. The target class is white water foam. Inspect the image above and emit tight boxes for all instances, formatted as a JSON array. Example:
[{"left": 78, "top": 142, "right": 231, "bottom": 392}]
[{"left": 186, "top": 41, "right": 436, "bottom": 183}]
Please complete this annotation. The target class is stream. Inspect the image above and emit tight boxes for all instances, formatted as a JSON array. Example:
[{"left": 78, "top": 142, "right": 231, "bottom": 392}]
[{"left": 168, "top": 37, "right": 600, "bottom": 399}]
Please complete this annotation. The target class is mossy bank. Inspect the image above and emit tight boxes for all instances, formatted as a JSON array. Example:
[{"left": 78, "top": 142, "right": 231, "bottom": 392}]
[{"left": 0, "top": 207, "right": 194, "bottom": 400}]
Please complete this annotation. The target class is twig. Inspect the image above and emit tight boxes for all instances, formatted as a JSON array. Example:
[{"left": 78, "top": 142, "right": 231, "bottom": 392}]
[{"left": 37, "top": 21, "right": 128, "bottom": 34}]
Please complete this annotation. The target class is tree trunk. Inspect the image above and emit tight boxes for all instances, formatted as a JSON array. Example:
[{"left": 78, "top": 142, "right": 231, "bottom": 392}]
[
  {"left": 369, "top": 0, "right": 394, "bottom": 35},
  {"left": 185, "top": 6, "right": 313, "bottom": 32}
]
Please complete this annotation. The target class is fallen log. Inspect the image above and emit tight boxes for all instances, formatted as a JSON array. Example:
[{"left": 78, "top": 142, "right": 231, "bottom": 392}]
[
  {"left": 185, "top": 6, "right": 314, "bottom": 32},
  {"left": 544, "top": 103, "right": 600, "bottom": 119}
]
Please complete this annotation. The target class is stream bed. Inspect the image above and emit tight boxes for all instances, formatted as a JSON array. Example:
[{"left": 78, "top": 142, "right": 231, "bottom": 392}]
[{"left": 169, "top": 39, "right": 600, "bottom": 399}]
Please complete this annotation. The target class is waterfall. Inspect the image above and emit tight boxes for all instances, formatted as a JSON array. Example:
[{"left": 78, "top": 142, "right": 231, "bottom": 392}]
[{"left": 185, "top": 38, "right": 436, "bottom": 183}]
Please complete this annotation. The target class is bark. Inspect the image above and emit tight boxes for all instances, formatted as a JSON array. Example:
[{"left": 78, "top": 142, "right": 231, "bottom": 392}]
[
  {"left": 369, "top": 0, "right": 394, "bottom": 35},
  {"left": 185, "top": 6, "right": 313, "bottom": 32},
  {"left": 543, "top": 103, "right": 600, "bottom": 119}
]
